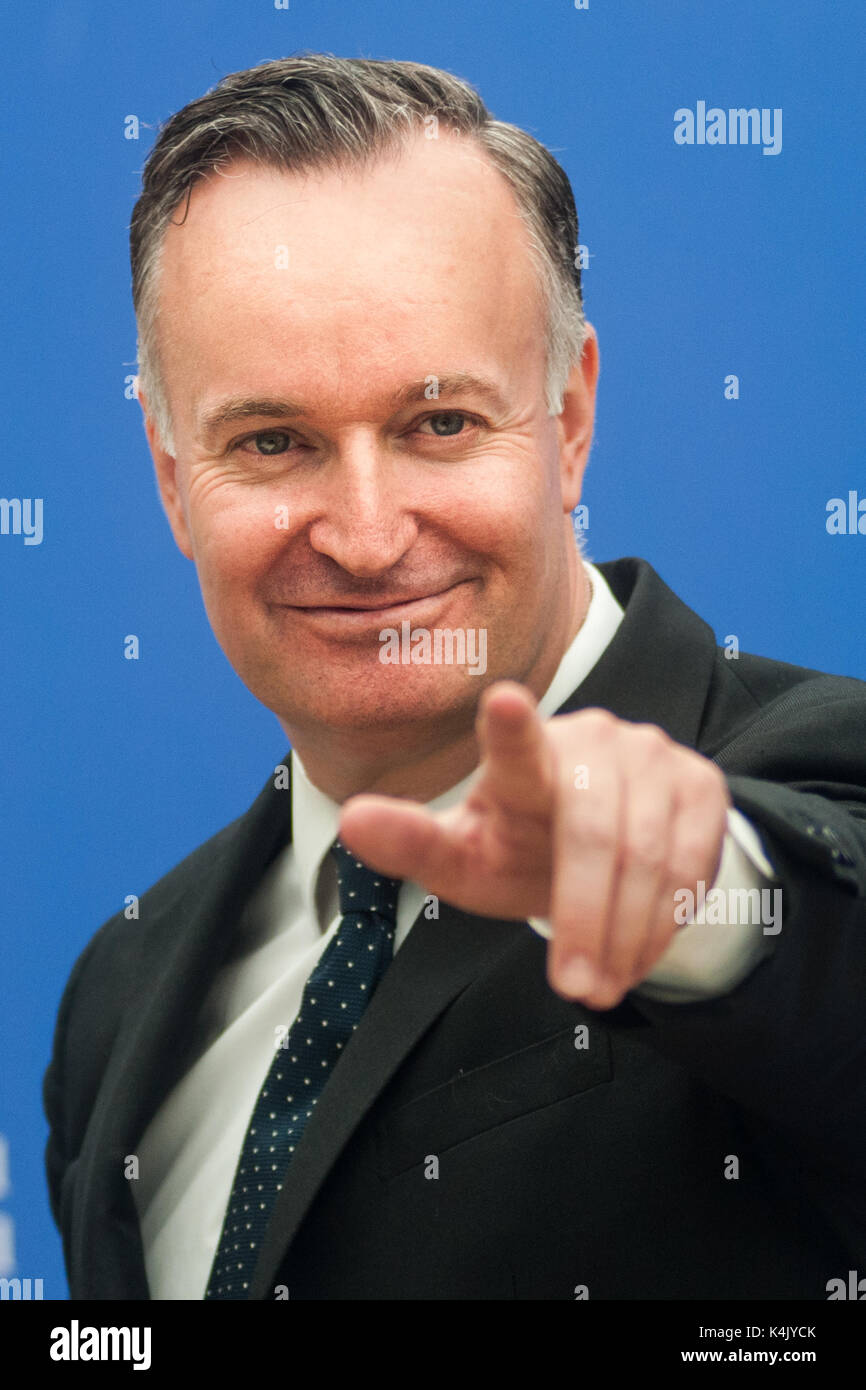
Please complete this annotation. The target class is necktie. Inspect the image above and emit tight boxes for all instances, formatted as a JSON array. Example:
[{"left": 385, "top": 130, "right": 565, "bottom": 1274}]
[{"left": 204, "top": 840, "right": 401, "bottom": 1299}]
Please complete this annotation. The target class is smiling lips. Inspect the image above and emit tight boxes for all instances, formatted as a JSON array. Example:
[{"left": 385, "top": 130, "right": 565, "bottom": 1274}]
[
  {"left": 288, "top": 583, "right": 464, "bottom": 614},
  {"left": 277, "top": 582, "right": 470, "bottom": 631},
  {"left": 298, "top": 596, "right": 435, "bottom": 613}
]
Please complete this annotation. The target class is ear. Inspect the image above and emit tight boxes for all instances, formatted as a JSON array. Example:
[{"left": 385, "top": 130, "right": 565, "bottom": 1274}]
[
  {"left": 137, "top": 384, "right": 195, "bottom": 561},
  {"left": 556, "top": 323, "right": 599, "bottom": 513}
]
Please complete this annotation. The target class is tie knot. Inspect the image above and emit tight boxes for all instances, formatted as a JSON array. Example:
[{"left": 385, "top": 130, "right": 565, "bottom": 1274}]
[{"left": 330, "top": 840, "right": 401, "bottom": 923}]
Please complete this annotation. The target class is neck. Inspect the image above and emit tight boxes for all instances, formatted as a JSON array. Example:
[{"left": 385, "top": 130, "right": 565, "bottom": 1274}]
[
  {"left": 285, "top": 556, "right": 592, "bottom": 804},
  {"left": 294, "top": 718, "right": 483, "bottom": 804}
]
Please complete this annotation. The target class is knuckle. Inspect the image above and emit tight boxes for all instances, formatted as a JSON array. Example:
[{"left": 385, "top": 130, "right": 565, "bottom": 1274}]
[
  {"left": 555, "top": 891, "right": 606, "bottom": 937},
  {"left": 620, "top": 830, "right": 666, "bottom": 876},
  {"left": 578, "top": 707, "right": 617, "bottom": 738},
  {"left": 630, "top": 723, "right": 670, "bottom": 754},
  {"left": 571, "top": 815, "right": 615, "bottom": 856},
  {"left": 668, "top": 836, "right": 712, "bottom": 884},
  {"left": 684, "top": 756, "right": 728, "bottom": 804}
]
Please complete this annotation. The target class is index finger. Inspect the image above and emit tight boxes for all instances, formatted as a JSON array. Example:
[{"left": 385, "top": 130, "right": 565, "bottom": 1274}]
[{"left": 474, "top": 681, "right": 555, "bottom": 816}]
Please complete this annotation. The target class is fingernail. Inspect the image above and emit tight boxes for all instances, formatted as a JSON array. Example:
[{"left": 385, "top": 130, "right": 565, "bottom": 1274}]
[{"left": 557, "top": 956, "right": 598, "bottom": 997}]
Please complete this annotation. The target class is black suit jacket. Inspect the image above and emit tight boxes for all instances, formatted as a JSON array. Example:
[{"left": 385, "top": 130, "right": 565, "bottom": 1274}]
[{"left": 44, "top": 557, "right": 866, "bottom": 1299}]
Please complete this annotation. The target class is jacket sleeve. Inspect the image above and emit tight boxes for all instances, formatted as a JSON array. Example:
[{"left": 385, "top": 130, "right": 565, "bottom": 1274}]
[
  {"left": 622, "top": 682, "right": 866, "bottom": 1263},
  {"left": 43, "top": 930, "right": 105, "bottom": 1231}
]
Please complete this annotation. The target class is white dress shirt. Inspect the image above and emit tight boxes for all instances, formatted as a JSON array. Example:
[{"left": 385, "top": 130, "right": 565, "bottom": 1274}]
[{"left": 132, "top": 560, "right": 777, "bottom": 1299}]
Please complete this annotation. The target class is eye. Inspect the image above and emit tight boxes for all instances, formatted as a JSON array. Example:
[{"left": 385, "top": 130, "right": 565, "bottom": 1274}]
[
  {"left": 239, "top": 430, "right": 296, "bottom": 455},
  {"left": 416, "top": 411, "right": 476, "bottom": 438}
]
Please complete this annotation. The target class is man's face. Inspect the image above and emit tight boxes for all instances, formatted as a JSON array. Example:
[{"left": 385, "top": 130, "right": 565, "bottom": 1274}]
[{"left": 143, "top": 132, "right": 598, "bottom": 746}]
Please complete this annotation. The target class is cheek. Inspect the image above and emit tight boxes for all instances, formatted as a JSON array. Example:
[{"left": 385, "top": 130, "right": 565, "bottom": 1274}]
[
  {"left": 188, "top": 483, "right": 285, "bottom": 590},
  {"left": 455, "top": 460, "right": 555, "bottom": 578}
]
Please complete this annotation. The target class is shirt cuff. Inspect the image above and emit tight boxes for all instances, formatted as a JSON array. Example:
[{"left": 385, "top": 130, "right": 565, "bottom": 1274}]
[{"left": 527, "top": 807, "right": 780, "bottom": 1004}]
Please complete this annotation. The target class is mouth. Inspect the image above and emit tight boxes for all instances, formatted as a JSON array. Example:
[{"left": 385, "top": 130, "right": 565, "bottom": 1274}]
[
  {"left": 294, "top": 586, "right": 456, "bottom": 614},
  {"left": 274, "top": 581, "right": 472, "bottom": 631}
]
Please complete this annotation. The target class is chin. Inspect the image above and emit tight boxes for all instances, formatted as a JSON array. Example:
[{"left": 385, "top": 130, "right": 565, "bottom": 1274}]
[{"left": 263, "top": 666, "right": 488, "bottom": 736}]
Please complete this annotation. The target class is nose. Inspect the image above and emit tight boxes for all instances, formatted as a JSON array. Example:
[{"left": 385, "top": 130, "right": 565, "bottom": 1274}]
[{"left": 306, "top": 433, "right": 418, "bottom": 576}]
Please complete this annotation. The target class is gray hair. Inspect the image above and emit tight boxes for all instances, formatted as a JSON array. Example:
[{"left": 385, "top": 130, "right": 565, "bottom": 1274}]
[{"left": 130, "top": 52, "right": 588, "bottom": 457}]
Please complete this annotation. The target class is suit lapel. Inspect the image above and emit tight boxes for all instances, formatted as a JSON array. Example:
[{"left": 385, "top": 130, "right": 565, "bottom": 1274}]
[
  {"left": 72, "top": 768, "right": 293, "bottom": 1298},
  {"left": 563, "top": 557, "right": 719, "bottom": 746}
]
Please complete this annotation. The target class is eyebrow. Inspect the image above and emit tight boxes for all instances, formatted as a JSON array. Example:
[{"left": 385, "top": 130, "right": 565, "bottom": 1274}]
[{"left": 196, "top": 372, "right": 509, "bottom": 446}]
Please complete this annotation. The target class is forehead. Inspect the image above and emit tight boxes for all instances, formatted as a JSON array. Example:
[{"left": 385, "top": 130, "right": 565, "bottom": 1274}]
[{"left": 154, "top": 132, "right": 548, "bottom": 417}]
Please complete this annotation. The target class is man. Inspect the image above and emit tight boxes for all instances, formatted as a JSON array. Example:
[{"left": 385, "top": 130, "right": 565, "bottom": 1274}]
[{"left": 44, "top": 54, "right": 866, "bottom": 1300}]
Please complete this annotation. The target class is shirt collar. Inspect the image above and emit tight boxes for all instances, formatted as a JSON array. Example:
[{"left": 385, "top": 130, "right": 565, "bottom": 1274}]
[{"left": 291, "top": 559, "right": 625, "bottom": 921}]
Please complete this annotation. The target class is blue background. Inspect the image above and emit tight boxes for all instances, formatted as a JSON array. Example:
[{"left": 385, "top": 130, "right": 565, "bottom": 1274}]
[{"left": 1, "top": 0, "right": 863, "bottom": 1297}]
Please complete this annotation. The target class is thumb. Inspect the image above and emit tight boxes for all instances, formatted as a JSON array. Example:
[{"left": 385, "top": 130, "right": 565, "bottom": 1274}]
[{"left": 338, "top": 794, "right": 458, "bottom": 889}]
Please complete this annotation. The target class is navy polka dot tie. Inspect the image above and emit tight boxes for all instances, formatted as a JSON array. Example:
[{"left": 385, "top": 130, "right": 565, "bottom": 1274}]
[{"left": 205, "top": 840, "right": 401, "bottom": 1299}]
